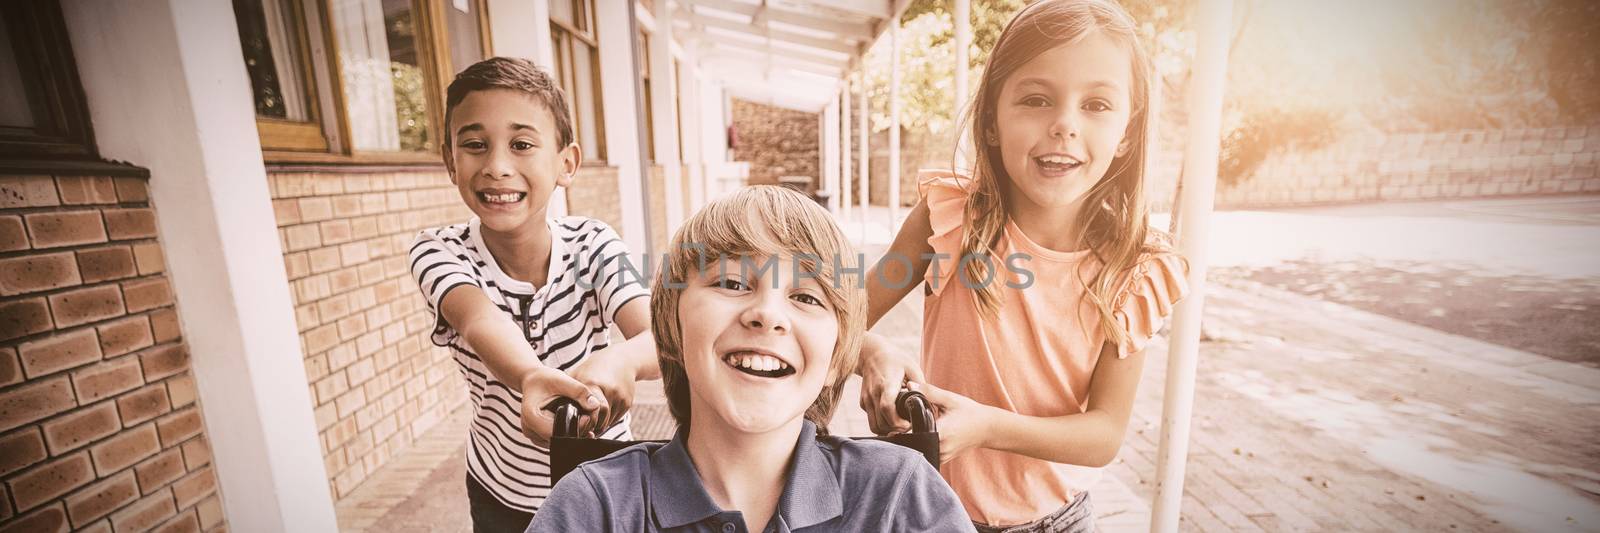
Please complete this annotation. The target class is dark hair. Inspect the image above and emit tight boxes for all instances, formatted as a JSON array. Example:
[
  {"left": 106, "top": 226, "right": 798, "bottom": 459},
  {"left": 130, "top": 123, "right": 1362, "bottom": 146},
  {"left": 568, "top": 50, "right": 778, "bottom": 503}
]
[{"left": 444, "top": 57, "right": 574, "bottom": 149}]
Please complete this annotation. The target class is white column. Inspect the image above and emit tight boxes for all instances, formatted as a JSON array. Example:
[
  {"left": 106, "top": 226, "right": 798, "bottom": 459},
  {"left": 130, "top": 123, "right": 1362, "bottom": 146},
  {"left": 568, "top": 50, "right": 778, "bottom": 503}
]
[
  {"left": 857, "top": 67, "right": 869, "bottom": 243},
  {"left": 1151, "top": 0, "right": 1233, "bottom": 531},
  {"left": 954, "top": 0, "right": 971, "bottom": 173},
  {"left": 823, "top": 96, "right": 841, "bottom": 212},
  {"left": 646, "top": 1, "right": 684, "bottom": 231},
  {"left": 597, "top": 0, "right": 650, "bottom": 254},
  {"left": 61, "top": 0, "right": 337, "bottom": 530},
  {"left": 841, "top": 81, "right": 853, "bottom": 223},
  {"left": 888, "top": 21, "right": 902, "bottom": 228},
  {"left": 487, "top": 0, "right": 564, "bottom": 217},
  {"left": 678, "top": 52, "right": 706, "bottom": 211}
]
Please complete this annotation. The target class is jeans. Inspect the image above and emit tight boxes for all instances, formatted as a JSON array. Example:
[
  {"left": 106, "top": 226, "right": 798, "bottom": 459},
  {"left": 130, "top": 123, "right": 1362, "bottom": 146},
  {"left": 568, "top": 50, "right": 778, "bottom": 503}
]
[
  {"left": 974, "top": 492, "right": 1095, "bottom": 533},
  {"left": 466, "top": 474, "right": 536, "bottom": 533}
]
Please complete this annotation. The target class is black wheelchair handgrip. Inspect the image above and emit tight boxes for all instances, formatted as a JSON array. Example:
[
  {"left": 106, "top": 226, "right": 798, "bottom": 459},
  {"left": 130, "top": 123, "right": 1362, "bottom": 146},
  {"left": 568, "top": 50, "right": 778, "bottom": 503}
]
[
  {"left": 895, "top": 390, "right": 937, "bottom": 434},
  {"left": 545, "top": 397, "right": 582, "bottom": 439}
]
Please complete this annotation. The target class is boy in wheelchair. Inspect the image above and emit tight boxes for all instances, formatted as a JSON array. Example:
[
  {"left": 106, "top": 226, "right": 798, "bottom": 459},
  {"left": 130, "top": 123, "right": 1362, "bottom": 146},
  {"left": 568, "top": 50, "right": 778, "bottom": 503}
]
[{"left": 527, "top": 186, "right": 973, "bottom": 532}]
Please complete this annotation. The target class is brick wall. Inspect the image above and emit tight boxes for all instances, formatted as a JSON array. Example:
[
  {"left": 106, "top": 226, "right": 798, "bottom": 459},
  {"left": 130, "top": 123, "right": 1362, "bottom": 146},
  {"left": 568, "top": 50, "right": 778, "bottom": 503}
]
[
  {"left": 730, "top": 99, "right": 819, "bottom": 190},
  {"left": 565, "top": 165, "right": 623, "bottom": 235},
  {"left": 0, "top": 174, "right": 224, "bottom": 532},
  {"left": 267, "top": 170, "right": 470, "bottom": 501},
  {"left": 648, "top": 165, "right": 667, "bottom": 253},
  {"left": 1146, "top": 125, "right": 1600, "bottom": 210}
]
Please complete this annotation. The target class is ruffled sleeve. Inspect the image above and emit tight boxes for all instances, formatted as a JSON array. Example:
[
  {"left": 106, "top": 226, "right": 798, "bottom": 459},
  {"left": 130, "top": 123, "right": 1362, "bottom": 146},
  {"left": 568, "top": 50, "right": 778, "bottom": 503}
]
[
  {"left": 917, "top": 169, "right": 973, "bottom": 296},
  {"left": 1111, "top": 252, "right": 1190, "bottom": 358}
]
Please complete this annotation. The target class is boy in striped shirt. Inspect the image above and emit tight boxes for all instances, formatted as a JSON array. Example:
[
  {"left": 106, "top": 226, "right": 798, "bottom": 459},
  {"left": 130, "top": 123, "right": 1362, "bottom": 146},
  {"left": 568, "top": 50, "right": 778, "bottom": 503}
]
[{"left": 408, "top": 57, "right": 657, "bottom": 532}]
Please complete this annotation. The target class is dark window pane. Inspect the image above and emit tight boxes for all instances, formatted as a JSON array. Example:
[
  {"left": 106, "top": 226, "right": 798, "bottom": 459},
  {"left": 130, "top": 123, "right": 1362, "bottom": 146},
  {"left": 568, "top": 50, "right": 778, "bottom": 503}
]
[
  {"left": 0, "top": 12, "right": 37, "bottom": 129},
  {"left": 232, "top": 0, "right": 311, "bottom": 121}
]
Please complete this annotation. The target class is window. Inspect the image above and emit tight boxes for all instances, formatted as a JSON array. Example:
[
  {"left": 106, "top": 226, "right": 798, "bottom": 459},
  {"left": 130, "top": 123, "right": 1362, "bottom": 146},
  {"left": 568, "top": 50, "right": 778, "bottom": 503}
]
[
  {"left": 550, "top": 0, "right": 606, "bottom": 163},
  {"left": 638, "top": 28, "right": 655, "bottom": 163},
  {"left": 0, "top": 0, "right": 96, "bottom": 160},
  {"left": 232, "top": 0, "right": 492, "bottom": 160}
]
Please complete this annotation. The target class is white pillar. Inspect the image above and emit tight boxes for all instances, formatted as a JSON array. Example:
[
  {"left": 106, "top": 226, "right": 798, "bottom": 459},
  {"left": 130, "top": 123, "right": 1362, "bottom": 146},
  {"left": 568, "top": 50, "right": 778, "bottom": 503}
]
[
  {"left": 823, "top": 96, "right": 841, "bottom": 212},
  {"left": 678, "top": 53, "right": 706, "bottom": 211},
  {"left": 597, "top": 0, "right": 650, "bottom": 254},
  {"left": 954, "top": 0, "right": 971, "bottom": 174},
  {"left": 841, "top": 81, "right": 853, "bottom": 223},
  {"left": 487, "top": 0, "right": 564, "bottom": 217},
  {"left": 857, "top": 67, "right": 870, "bottom": 243},
  {"left": 646, "top": 1, "right": 684, "bottom": 232},
  {"left": 1151, "top": 0, "right": 1233, "bottom": 531},
  {"left": 61, "top": 0, "right": 337, "bottom": 530},
  {"left": 888, "top": 21, "right": 902, "bottom": 229}
]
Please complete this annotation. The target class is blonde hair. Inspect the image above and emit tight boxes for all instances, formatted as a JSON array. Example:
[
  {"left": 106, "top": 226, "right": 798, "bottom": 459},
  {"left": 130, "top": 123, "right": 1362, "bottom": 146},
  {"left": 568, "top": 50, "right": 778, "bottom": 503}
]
[
  {"left": 650, "top": 186, "right": 866, "bottom": 434},
  {"left": 960, "top": 0, "right": 1167, "bottom": 349}
]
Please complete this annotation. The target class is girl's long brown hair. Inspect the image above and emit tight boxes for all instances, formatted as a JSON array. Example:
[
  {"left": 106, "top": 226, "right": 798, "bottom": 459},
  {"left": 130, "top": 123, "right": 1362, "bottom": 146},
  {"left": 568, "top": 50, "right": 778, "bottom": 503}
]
[{"left": 960, "top": 0, "right": 1164, "bottom": 348}]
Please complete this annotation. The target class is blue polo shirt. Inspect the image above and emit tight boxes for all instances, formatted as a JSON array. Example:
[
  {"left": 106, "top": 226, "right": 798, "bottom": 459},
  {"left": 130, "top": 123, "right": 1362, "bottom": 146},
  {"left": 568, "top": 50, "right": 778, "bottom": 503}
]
[{"left": 526, "top": 420, "right": 975, "bottom": 532}]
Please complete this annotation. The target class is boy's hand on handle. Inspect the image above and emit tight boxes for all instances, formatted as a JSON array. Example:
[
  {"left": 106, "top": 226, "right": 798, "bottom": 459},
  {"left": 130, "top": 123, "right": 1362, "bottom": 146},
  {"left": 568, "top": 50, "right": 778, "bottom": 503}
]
[
  {"left": 856, "top": 333, "right": 926, "bottom": 435},
  {"left": 568, "top": 349, "right": 639, "bottom": 433},
  {"left": 520, "top": 366, "right": 607, "bottom": 447},
  {"left": 908, "top": 381, "right": 993, "bottom": 464}
]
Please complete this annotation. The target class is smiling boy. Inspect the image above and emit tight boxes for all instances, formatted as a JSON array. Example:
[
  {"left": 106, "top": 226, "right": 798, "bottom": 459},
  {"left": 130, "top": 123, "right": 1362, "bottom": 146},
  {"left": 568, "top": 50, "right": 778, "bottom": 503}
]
[
  {"left": 527, "top": 186, "right": 973, "bottom": 533},
  {"left": 407, "top": 57, "right": 659, "bottom": 532}
]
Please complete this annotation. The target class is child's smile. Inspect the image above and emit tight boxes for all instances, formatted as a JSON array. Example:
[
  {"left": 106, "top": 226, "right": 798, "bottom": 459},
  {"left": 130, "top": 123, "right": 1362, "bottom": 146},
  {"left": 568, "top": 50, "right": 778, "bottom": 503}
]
[{"left": 446, "top": 88, "right": 577, "bottom": 234}]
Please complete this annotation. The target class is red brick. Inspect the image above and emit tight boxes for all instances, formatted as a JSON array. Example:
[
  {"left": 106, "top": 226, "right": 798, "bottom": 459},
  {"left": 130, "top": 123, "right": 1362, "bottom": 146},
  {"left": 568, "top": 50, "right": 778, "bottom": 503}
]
[
  {"left": 132, "top": 242, "right": 165, "bottom": 275},
  {"left": 0, "top": 503, "right": 68, "bottom": 533},
  {"left": 0, "top": 346, "right": 18, "bottom": 387},
  {"left": 71, "top": 355, "right": 143, "bottom": 403},
  {"left": 156, "top": 409, "right": 203, "bottom": 446},
  {"left": 166, "top": 374, "right": 197, "bottom": 408},
  {"left": 284, "top": 223, "right": 320, "bottom": 252},
  {"left": 0, "top": 252, "right": 82, "bottom": 296},
  {"left": 134, "top": 448, "right": 186, "bottom": 494},
  {"left": 41, "top": 402, "right": 120, "bottom": 454},
  {"left": 89, "top": 422, "right": 159, "bottom": 474},
  {"left": 153, "top": 510, "right": 201, "bottom": 533},
  {"left": 109, "top": 488, "right": 176, "bottom": 533},
  {"left": 76, "top": 519, "right": 110, "bottom": 533},
  {"left": 6, "top": 452, "right": 93, "bottom": 511},
  {"left": 57, "top": 176, "right": 118, "bottom": 205},
  {"left": 149, "top": 308, "right": 182, "bottom": 343},
  {"left": 97, "top": 315, "right": 153, "bottom": 357},
  {"left": 271, "top": 198, "right": 301, "bottom": 226},
  {"left": 0, "top": 376, "right": 74, "bottom": 432},
  {"left": 297, "top": 197, "right": 333, "bottom": 222},
  {"left": 48, "top": 284, "right": 126, "bottom": 328},
  {"left": 0, "top": 215, "right": 27, "bottom": 251},
  {"left": 75, "top": 246, "right": 136, "bottom": 283},
  {"left": 24, "top": 211, "right": 107, "bottom": 248},
  {"left": 64, "top": 471, "right": 137, "bottom": 527},
  {"left": 103, "top": 208, "right": 158, "bottom": 240},
  {"left": 284, "top": 251, "right": 310, "bottom": 279},
  {"left": 0, "top": 484, "right": 8, "bottom": 522},
  {"left": 169, "top": 467, "right": 216, "bottom": 509},
  {"left": 0, "top": 297, "right": 54, "bottom": 341},
  {"left": 332, "top": 195, "right": 361, "bottom": 217},
  {"left": 140, "top": 343, "right": 189, "bottom": 381},
  {"left": 0, "top": 175, "right": 61, "bottom": 208},
  {"left": 113, "top": 178, "right": 148, "bottom": 203},
  {"left": 19, "top": 327, "right": 102, "bottom": 378},
  {"left": 0, "top": 428, "right": 47, "bottom": 477},
  {"left": 179, "top": 436, "right": 211, "bottom": 470},
  {"left": 307, "top": 246, "right": 341, "bottom": 274},
  {"left": 319, "top": 219, "right": 352, "bottom": 244},
  {"left": 117, "top": 383, "right": 172, "bottom": 427},
  {"left": 123, "top": 277, "right": 173, "bottom": 313}
]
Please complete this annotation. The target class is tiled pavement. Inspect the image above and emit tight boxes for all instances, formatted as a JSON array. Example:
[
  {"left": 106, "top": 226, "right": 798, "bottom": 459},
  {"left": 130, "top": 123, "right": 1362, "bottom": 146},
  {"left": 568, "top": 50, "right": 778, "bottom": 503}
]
[{"left": 336, "top": 274, "right": 1600, "bottom": 532}]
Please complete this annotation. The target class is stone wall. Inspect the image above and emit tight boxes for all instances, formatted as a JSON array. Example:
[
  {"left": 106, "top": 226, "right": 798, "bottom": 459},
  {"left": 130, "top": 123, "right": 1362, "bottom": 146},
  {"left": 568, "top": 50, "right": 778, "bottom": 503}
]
[
  {"left": 730, "top": 99, "right": 819, "bottom": 190},
  {"left": 565, "top": 166, "right": 623, "bottom": 234},
  {"left": 0, "top": 173, "right": 225, "bottom": 532}
]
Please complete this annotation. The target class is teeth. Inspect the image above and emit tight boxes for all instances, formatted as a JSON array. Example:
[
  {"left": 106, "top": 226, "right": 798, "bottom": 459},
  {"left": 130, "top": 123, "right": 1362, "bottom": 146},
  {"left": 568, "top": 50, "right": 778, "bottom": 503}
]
[
  {"left": 480, "top": 192, "right": 526, "bottom": 204},
  {"left": 724, "top": 352, "right": 790, "bottom": 373},
  {"left": 1037, "top": 155, "right": 1080, "bottom": 166}
]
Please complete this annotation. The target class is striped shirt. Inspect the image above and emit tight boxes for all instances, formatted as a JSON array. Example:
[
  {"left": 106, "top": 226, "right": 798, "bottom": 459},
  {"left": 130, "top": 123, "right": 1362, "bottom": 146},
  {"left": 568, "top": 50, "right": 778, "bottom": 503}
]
[{"left": 409, "top": 216, "right": 649, "bottom": 513}]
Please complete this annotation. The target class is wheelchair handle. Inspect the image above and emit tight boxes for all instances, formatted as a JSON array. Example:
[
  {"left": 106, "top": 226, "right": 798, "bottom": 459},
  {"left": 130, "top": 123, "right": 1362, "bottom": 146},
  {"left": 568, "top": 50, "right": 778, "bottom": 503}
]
[
  {"left": 895, "top": 390, "right": 937, "bottom": 434},
  {"left": 545, "top": 397, "right": 582, "bottom": 439}
]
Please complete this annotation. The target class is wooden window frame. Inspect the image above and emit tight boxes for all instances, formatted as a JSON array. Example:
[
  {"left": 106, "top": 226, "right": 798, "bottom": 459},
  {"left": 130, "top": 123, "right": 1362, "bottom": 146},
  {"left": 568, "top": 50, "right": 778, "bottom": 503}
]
[
  {"left": 252, "top": 0, "right": 495, "bottom": 167},
  {"left": 550, "top": 0, "right": 607, "bottom": 165},
  {"left": 0, "top": 0, "right": 97, "bottom": 161},
  {"left": 243, "top": 0, "right": 332, "bottom": 152}
]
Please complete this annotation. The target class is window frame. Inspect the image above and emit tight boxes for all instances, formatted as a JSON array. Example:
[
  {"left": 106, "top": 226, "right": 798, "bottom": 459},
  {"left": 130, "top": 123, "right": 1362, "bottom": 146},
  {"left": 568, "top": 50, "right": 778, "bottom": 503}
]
[
  {"left": 249, "top": 0, "right": 495, "bottom": 166},
  {"left": 0, "top": 0, "right": 98, "bottom": 161},
  {"left": 550, "top": 1, "right": 607, "bottom": 165}
]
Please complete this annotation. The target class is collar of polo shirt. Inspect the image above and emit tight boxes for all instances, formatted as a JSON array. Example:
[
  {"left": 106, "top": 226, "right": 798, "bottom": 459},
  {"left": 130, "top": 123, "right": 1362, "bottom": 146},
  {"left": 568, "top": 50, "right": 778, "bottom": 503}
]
[{"left": 646, "top": 421, "right": 845, "bottom": 530}]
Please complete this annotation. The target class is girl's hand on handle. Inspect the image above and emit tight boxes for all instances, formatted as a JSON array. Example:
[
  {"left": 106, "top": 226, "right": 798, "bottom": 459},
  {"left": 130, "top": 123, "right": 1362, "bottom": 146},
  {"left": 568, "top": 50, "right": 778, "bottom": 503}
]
[
  {"left": 857, "top": 332, "right": 926, "bottom": 435},
  {"left": 909, "top": 381, "right": 995, "bottom": 464},
  {"left": 519, "top": 366, "right": 606, "bottom": 447}
]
